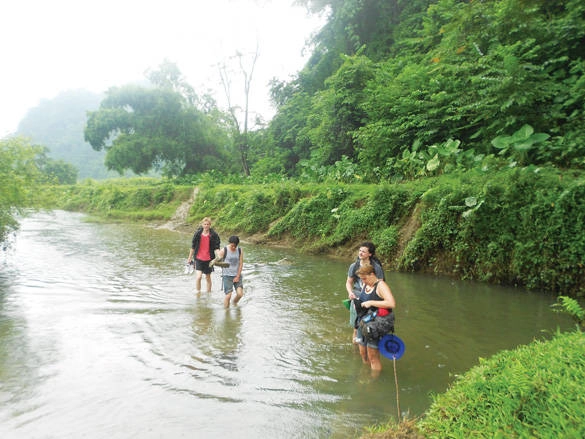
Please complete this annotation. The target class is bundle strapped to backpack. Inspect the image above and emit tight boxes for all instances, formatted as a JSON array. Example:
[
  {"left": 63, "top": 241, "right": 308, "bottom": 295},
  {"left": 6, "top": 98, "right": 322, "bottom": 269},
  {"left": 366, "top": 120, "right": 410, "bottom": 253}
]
[
  {"left": 359, "top": 310, "right": 395, "bottom": 341},
  {"left": 353, "top": 299, "right": 395, "bottom": 342}
]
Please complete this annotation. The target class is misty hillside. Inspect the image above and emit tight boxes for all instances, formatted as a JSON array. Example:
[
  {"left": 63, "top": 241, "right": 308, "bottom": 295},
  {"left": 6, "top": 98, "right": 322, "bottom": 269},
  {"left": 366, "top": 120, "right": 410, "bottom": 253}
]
[{"left": 16, "top": 89, "right": 120, "bottom": 180}]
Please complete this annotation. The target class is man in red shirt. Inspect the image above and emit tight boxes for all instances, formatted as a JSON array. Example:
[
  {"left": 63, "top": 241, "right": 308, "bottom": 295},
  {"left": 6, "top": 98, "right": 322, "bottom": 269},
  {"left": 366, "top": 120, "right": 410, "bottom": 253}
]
[{"left": 187, "top": 217, "right": 221, "bottom": 293}]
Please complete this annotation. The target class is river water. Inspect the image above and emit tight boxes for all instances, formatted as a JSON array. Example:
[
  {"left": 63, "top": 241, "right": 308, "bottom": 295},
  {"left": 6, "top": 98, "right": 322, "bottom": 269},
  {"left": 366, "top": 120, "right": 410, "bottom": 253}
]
[{"left": 0, "top": 211, "right": 572, "bottom": 438}]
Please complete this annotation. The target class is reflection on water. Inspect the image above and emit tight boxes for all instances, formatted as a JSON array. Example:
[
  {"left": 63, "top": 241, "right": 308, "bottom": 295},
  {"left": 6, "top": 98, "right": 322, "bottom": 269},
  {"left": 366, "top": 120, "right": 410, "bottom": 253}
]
[{"left": 0, "top": 211, "right": 572, "bottom": 438}]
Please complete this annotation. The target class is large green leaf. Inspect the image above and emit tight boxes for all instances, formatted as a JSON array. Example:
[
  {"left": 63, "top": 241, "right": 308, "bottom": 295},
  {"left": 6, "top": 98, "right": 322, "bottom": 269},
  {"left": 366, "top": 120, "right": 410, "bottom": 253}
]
[
  {"left": 511, "top": 124, "right": 534, "bottom": 142},
  {"left": 426, "top": 153, "right": 440, "bottom": 171}
]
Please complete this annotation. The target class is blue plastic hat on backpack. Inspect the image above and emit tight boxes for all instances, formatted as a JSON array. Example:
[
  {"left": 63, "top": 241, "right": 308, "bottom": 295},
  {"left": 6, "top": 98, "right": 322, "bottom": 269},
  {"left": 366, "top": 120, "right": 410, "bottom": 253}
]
[{"left": 378, "top": 334, "right": 405, "bottom": 360}]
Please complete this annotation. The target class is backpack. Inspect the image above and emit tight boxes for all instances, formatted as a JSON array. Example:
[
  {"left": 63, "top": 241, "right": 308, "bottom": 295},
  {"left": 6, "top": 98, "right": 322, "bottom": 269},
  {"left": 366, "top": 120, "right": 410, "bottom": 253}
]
[
  {"left": 222, "top": 246, "right": 241, "bottom": 260},
  {"left": 357, "top": 309, "right": 395, "bottom": 341},
  {"left": 350, "top": 256, "right": 385, "bottom": 280},
  {"left": 353, "top": 298, "right": 395, "bottom": 341}
]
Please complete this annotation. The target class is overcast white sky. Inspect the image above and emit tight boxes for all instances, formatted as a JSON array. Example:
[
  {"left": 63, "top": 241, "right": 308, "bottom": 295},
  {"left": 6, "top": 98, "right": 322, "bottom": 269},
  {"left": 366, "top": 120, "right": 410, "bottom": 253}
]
[{"left": 0, "top": 0, "right": 325, "bottom": 137}]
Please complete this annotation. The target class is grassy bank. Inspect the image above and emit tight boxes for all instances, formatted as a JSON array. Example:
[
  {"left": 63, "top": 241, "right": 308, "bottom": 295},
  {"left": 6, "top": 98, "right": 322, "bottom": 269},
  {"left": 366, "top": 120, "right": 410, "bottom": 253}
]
[
  {"left": 40, "top": 177, "right": 193, "bottom": 222},
  {"left": 420, "top": 330, "right": 585, "bottom": 438},
  {"left": 42, "top": 166, "right": 585, "bottom": 297},
  {"left": 362, "top": 329, "right": 585, "bottom": 439},
  {"left": 186, "top": 167, "right": 585, "bottom": 297}
]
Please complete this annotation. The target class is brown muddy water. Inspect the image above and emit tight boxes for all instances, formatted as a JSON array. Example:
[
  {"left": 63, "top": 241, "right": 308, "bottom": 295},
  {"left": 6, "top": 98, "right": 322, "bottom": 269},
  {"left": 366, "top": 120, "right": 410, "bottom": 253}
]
[{"left": 0, "top": 211, "right": 572, "bottom": 438}]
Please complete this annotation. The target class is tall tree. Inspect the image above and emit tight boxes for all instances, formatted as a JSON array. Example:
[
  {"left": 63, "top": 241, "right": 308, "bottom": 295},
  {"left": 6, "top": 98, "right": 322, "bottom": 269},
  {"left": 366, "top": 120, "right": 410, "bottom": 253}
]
[
  {"left": 218, "top": 47, "right": 259, "bottom": 176},
  {"left": 85, "top": 63, "right": 232, "bottom": 177},
  {"left": 265, "top": 0, "right": 433, "bottom": 175},
  {"left": 307, "top": 52, "right": 377, "bottom": 165}
]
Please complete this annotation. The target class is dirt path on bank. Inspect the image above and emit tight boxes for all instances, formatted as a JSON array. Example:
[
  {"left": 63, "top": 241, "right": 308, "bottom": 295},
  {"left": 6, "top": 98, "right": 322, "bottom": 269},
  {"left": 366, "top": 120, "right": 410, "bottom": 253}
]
[{"left": 156, "top": 187, "right": 198, "bottom": 234}]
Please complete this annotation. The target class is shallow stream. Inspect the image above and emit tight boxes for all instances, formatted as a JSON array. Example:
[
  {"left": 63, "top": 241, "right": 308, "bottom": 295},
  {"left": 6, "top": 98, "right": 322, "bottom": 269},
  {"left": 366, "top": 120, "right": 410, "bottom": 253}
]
[{"left": 0, "top": 211, "right": 571, "bottom": 438}]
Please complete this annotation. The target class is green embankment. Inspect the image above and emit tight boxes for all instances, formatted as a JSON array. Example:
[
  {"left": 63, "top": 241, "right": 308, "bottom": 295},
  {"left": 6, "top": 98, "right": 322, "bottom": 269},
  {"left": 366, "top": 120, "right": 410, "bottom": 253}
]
[
  {"left": 44, "top": 167, "right": 585, "bottom": 297},
  {"left": 189, "top": 167, "right": 585, "bottom": 298},
  {"left": 419, "top": 330, "right": 585, "bottom": 438},
  {"left": 361, "top": 330, "right": 585, "bottom": 439},
  {"left": 41, "top": 177, "right": 193, "bottom": 222}
]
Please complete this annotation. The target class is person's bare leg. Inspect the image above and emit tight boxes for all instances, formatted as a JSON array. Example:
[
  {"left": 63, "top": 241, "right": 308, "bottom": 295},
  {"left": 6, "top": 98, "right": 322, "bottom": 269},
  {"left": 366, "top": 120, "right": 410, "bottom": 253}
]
[
  {"left": 195, "top": 271, "right": 203, "bottom": 293},
  {"left": 233, "top": 286, "right": 243, "bottom": 305},
  {"left": 358, "top": 344, "right": 369, "bottom": 364},
  {"left": 205, "top": 274, "right": 212, "bottom": 292},
  {"left": 368, "top": 347, "right": 382, "bottom": 378},
  {"left": 224, "top": 292, "right": 232, "bottom": 308}
]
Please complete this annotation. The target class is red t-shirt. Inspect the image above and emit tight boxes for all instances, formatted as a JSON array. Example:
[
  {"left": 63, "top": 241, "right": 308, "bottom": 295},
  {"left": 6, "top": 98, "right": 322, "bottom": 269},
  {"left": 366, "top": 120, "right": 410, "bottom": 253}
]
[{"left": 196, "top": 233, "right": 211, "bottom": 261}]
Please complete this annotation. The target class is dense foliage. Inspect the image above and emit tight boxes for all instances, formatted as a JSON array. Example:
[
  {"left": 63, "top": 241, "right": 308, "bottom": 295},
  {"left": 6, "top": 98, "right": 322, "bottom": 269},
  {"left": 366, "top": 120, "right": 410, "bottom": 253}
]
[
  {"left": 16, "top": 1, "right": 585, "bottom": 184},
  {"left": 261, "top": 0, "right": 585, "bottom": 180}
]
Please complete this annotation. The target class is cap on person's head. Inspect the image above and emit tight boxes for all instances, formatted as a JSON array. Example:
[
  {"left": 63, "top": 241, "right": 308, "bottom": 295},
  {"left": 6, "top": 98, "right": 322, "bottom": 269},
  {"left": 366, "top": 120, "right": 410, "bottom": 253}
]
[{"left": 228, "top": 235, "right": 240, "bottom": 246}]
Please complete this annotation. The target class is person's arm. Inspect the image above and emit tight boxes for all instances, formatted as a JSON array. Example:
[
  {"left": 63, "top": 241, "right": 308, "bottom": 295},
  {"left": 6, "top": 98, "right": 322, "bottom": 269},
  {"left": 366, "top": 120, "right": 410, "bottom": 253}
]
[
  {"left": 346, "top": 262, "right": 358, "bottom": 299},
  {"left": 346, "top": 276, "right": 357, "bottom": 299},
  {"left": 216, "top": 247, "right": 225, "bottom": 260},
  {"left": 362, "top": 281, "right": 395, "bottom": 310},
  {"left": 189, "top": 230, "right": 199, "bottom": 262},
  {"left": 234, "top": 249, "right": 244, "bottom": 280}
]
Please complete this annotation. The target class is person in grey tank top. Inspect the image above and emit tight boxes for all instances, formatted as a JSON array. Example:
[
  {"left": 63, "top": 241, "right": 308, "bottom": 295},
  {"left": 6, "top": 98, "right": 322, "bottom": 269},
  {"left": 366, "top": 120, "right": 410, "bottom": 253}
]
[{"left": 216, "top": 235, "right": 244, "bottom": 307}]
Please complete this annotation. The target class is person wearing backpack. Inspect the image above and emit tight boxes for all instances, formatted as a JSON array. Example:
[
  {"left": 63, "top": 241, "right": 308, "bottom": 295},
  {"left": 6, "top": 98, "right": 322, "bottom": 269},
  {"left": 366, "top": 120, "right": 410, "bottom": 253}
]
[
  {"left": 345, "top": 242, "right": 385, "bottom": 343},
  {"left": 354, "top": 264, "right": 395, "bottom": 377},
  {"left": 216, "top": 235, "right": 244, "bottom": 307}
]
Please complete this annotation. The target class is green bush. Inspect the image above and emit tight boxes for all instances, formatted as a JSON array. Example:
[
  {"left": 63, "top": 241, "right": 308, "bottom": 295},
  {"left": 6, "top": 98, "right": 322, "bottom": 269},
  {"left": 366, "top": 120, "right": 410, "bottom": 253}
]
[
  {"left": 269, "top": 187, "right": 349, "bottom": 241},
  {"left": 371, "top": 226, "right": 399, "bottom": 257}
]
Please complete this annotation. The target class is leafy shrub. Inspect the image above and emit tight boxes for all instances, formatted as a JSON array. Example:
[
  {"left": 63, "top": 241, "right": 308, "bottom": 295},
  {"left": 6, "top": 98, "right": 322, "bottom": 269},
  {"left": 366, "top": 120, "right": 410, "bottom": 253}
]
[
  {"left": 269, "top": 187, "right": 350, "bottom": 241},
  {"left": 371, "top": 226, "right": 399, "bottom": 258}
]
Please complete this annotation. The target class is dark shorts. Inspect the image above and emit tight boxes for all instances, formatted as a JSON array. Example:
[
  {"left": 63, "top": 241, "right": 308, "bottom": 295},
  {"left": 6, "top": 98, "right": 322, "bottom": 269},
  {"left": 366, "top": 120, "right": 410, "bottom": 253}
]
[{"left": 195, "top": 259, "right": 214, "bottom": 274}]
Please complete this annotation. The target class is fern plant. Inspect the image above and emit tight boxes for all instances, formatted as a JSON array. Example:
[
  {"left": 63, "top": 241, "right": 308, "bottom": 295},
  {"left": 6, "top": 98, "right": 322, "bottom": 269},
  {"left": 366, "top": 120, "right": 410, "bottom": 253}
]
[{"left": 552, "top": 296, "right": 585, "bottom": 330}]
